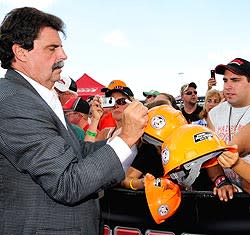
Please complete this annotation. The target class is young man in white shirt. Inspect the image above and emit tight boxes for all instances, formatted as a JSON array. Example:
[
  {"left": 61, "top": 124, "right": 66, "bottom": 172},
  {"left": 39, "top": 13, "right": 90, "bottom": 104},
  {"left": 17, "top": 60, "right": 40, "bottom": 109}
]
[{"left": 207, "top": 58, "right": 250, "bottom": 197}]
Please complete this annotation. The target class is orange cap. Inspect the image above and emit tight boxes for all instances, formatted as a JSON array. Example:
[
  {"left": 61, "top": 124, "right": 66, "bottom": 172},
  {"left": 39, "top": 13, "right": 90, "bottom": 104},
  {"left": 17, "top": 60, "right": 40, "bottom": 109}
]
[{"left": 101, "top": 80, "right": 127, "bottom": 92}]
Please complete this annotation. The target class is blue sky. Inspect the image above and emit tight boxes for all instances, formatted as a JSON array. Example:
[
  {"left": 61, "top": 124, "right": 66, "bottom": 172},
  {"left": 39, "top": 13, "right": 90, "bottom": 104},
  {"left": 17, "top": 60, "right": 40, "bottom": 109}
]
[{"left": 1, "top": 0, "right": 250, "bottom": 99}]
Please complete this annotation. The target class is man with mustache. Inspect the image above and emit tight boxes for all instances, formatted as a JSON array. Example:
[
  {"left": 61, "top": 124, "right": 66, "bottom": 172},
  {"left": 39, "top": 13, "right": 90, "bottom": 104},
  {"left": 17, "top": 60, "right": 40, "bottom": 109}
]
[
  {"left": 207, "top": 58, "right": 250, "bottom": 199},
  {"left": 52, "top": 60, "right": 65, "bottom": 71},
  {"left": 0, "top": 7, "right": 148, "bottom": 235}
]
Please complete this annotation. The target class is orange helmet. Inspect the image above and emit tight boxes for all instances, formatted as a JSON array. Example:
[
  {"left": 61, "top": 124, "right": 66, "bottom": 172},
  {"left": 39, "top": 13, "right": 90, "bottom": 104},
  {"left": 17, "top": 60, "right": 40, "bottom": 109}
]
[
  {"left": 161, "top": 124, "right": 237, "bottom": 188},
  {"left": 144, "top": 174, "right": 181, "bottom": 224},
  {"left": 143, "top": 105, "right": 187, "bottom": 146}
]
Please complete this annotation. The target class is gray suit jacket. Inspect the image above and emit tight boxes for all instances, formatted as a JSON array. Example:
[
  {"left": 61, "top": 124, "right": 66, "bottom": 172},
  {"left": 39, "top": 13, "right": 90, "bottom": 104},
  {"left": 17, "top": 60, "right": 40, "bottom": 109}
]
[{"left": 0, "top": 69, "right": 125, "bottom": 235}]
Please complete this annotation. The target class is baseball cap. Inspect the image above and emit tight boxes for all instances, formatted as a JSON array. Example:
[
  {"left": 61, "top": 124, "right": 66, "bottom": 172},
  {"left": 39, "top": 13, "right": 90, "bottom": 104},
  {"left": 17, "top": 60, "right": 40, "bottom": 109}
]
[
  {"left": 105, "top": 86, "right": 134, "bottom": 97},
  {"left": 101, "top": 80, "right": 127, "bottom": 93},
  {"left": 180, "top": 82, "right": 197, "bottom": 94},
  {"left": 143, "top": 90, "right": 160, "bottom": 97},
  {"left": 101, "top": 79, "right": 134, "bottom": 97},
  {"left": 63, "top": 97, "right": 90, "bottom": 114},
  {"left": 55, "top": 76, "right": 77, "bottom": 92},
  {"left": 215, "top": 58, "right": 250, "bottom": 77}
]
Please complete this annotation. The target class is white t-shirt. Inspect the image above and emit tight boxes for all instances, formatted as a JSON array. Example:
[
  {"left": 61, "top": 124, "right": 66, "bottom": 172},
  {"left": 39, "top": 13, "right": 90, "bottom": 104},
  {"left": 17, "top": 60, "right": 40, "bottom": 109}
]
[{"left": 209, "top": 101, "right": 250, "bottom": 187}]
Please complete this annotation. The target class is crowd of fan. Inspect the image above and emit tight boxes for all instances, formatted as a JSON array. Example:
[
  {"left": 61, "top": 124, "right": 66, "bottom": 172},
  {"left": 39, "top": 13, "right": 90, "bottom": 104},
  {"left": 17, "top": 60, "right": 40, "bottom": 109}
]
[{"left": 56, "top": 57, "right": 250, "bottom": 198}]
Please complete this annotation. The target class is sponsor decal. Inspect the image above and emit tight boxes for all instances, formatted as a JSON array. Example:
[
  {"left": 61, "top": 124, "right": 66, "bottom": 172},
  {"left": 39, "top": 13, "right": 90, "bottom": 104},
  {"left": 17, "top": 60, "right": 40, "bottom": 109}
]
[
  {"left": 151, "top": 115, "right": 166, "bottom": 129},
  {"left": 161, "top": 148, "right": 170, "bottom": 165},
  {"left": 194, "top": 132, "right": 213, "bottom": 143}
]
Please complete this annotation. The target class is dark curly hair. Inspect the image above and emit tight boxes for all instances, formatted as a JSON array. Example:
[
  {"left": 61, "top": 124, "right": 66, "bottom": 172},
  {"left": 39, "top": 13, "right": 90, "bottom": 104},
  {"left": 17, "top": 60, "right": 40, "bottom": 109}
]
[{"left": 0, "top": 7, "right": 66, "bottom": 69}]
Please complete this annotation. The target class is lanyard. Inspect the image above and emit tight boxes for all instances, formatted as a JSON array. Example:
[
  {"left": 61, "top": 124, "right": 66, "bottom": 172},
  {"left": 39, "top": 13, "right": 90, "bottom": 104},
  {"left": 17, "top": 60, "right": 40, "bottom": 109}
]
[{"left": 228, "top": 106, "right": 250, "bottom": 142}]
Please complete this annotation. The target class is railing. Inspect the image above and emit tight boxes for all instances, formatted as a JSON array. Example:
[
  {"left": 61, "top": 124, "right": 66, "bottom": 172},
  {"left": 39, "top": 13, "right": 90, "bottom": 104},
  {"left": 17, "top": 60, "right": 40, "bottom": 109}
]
[{"left": 100, "top": 187, "right": 250, "bottom": 235}]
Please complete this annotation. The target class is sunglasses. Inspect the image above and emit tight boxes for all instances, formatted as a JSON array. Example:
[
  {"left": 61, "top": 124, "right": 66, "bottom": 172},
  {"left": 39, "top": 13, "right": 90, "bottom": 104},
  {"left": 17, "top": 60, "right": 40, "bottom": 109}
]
[
  {"left": 184, "top": 90, "right": 197, "bottom": 95},
  {"left": 115, "top": 98, "right": 129, "bottom": 106}
]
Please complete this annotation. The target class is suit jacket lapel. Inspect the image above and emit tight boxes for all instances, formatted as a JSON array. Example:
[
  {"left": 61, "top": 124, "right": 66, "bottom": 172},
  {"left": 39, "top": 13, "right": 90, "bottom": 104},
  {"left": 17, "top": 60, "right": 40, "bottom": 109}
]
[{"left": 5, "top": 69, "right": 82, "bottom": 156}]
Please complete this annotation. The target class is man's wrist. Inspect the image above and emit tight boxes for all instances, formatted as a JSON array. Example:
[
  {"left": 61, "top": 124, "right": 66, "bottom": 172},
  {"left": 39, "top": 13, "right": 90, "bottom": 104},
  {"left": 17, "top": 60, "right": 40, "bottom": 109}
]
[
  {"left": 86, "top": 130, "right": 97, "bottom": 137},
  {"left": 230, "top": 158, "right": 240, "bottom": 169},
  {"left": 118, "top": 133, "right": 136, "bottom": 148},
  {"left": 214, "top": 175, "right": 232, "bottom": 188}
]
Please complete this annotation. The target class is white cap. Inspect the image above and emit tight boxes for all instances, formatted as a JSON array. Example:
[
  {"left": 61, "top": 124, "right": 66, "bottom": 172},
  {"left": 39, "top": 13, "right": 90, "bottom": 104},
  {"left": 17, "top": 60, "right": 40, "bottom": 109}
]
[{"left": 54, "top": 76, "right": 71, "bottom": 92}]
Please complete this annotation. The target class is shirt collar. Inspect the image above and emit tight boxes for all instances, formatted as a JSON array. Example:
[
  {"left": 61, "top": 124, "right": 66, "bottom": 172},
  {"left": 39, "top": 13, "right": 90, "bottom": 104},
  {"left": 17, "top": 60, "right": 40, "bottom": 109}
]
[{"left": 17, "top": 71, "right": 56, "bottom": 106}]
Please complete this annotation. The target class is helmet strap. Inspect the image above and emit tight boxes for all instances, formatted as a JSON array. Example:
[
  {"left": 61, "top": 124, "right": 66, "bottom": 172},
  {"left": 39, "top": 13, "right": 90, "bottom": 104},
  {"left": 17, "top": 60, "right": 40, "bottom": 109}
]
[{"left": 170, "top": 151, "right": 223, "bottom": 188}]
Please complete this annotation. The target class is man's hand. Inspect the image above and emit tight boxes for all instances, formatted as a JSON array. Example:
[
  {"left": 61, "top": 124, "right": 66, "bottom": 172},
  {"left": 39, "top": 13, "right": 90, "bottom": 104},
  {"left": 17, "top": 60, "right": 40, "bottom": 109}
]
[
  {"left": 207, "top": 77, "right": 217, "bottom": 90},
  {"left": 217, "top": 147, "right": 239, "bottom": 169},
  {"left": 213, "top": 184, "right": 238, "bottom": 202},
  {"left": 90, "top": 96, "right": 104, "bottom": 121},
  {"left": 119, "top": 100, "right": 148, "bottom": 147}
]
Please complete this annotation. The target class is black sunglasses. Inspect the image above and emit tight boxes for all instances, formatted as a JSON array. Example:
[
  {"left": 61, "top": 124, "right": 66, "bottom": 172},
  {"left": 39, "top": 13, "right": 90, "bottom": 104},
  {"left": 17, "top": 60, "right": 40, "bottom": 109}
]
[
  {"left": 185, "top": 90, "right": 197, "bottom": 95},
  {"left": 115, "top": 98, "right": 128, "bottom": 106}
]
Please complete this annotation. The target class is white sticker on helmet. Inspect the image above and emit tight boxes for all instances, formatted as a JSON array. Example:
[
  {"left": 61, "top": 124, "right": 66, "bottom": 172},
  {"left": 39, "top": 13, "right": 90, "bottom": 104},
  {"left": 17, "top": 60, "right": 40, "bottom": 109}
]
[
  {"left": 151, "top": 115, "right": 166, "bottom": 129},
  {"left": 158, "top": 205, "right": 169, "bottom": 217},
  {"left": 161, "top": 147, "right": 170, "bottom": 165}
]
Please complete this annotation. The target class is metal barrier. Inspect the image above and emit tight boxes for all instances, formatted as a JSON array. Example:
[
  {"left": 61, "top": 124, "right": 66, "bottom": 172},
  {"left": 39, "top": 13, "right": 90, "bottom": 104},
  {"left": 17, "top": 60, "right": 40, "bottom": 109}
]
[{"left": 100, "top": 187, "right": 250, "bottom": 235}]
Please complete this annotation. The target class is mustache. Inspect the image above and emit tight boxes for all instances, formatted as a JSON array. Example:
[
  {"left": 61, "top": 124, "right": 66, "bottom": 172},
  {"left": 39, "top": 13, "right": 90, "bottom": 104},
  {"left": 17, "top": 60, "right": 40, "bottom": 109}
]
[{"left": 52, "top": 61, "right": 64, "bottom": 71}]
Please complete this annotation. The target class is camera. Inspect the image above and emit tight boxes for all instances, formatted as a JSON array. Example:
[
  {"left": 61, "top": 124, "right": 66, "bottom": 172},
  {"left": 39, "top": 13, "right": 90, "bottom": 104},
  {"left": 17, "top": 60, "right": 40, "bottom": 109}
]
[{"left": 101, "top": 97, "right": 115, "bottom": 108}]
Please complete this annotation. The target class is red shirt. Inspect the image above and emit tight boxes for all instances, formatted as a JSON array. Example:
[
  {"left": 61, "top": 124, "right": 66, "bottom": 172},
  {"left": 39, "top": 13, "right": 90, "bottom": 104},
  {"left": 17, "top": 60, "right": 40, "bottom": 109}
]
[{"left": 98, "top": 112, "right": 116, "bottom": 130}]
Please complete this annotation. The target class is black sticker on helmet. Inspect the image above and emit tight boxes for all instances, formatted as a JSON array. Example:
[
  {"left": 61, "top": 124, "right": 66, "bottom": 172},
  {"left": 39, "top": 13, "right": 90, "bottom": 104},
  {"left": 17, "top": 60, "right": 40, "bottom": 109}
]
[{"left": 194, "top": 132, "right": 213, "bottom": 143}]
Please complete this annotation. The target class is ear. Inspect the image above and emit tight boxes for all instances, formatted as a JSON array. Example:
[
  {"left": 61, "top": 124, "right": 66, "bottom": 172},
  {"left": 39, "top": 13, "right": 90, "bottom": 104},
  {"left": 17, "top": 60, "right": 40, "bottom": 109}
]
[{"left": 12, "top": 44, "right": 28, "bottom": 62}]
